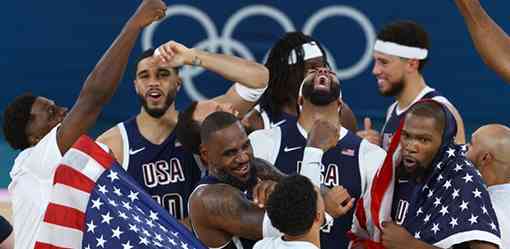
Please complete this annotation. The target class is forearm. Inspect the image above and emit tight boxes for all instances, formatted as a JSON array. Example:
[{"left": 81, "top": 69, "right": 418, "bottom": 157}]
[
  {"left": 189, "top": 49, "right": 269, "bottom": 89},
  {"left": 253, "top": 158, "right": 286, "bottom": 182},
  {"left": 455, "top": 0, "right": 510, "bottom": 83},
  {"left": 78, "top": 19, "right": 142, "bottom": 105}
]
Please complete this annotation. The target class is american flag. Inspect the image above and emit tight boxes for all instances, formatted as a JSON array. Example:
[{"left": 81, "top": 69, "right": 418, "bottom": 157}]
[
  {"left": 350, "top": 123, "right": 501, "bottom": 248},
  {"left": 34, "top": 136, "right": 206, "bottom": 249}
]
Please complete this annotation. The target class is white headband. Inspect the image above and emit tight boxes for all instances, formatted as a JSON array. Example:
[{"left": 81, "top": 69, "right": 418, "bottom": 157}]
[
  {"left": 288, "top": 42, "right": 323, "bottom": 65},
  {"left": 373, "top": 40, "right": 428, "bottom": 60}
]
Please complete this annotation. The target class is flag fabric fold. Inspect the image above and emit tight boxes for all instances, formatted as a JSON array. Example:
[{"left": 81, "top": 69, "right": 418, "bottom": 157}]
[{"left": 35, "top": 136, "right": 206, "bottom": 249}]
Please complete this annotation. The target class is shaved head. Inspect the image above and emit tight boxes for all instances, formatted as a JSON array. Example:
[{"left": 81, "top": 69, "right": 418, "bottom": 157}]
[{"left": 467, "top": 124, "right": 510, "bottom": 186}]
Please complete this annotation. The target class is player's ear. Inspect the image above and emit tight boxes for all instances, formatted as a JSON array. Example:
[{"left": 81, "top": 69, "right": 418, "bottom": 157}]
[{"left": 199, "top": 144, "right": 209, "bottom": 164}]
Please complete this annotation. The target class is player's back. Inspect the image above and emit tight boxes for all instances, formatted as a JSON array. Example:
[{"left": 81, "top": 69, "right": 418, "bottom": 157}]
[{"left": 117, "top": 117, "right": 203, "bottom": 219}]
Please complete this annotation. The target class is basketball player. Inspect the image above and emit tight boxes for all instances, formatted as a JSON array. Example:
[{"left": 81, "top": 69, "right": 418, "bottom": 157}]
[
  {"left": 356, "top": 20, "right": 465, "bottom": 150},
  {"left": 249, "top": 67, "right": 386, "bottom": 249},
  {"left": 96, "top": 39, "right": 269, "bottom": 221},
  {"left": 455, "top": 0, "right": 510, "bottom": 84},
  {"left": 188, "top": 112, "right": 354, "bottom": 249},
  {"left": 241, "top": 32, "right": 357, "bottom": 134},
  {"left": 253, "top": 175, "right": 324, "bottom": 249},
  {"left": 2, "top": 1, "right": 166, "bottom": 248}
]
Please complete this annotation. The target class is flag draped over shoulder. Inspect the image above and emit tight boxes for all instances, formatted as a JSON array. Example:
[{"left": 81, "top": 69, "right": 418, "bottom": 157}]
[
  {"left": 349, "top": 100, "right": 501, "bottom": 249},
  {"left": 34, "top": 136, "right": 206, "bottom": 249}
]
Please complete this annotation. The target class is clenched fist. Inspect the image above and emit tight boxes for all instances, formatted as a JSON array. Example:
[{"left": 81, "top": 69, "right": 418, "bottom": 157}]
[{"left": 130, "top": 0, "right": 167, "bottom": 29}]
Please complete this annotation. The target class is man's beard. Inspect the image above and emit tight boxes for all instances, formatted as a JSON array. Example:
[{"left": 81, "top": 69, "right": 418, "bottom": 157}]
[
  {"left": 138, "top": 92, "right": 175, "bottom": 118},
  {"left": 380, "top": 79, "right": 404, "bottom": 97},
  {"left": 215, "top": 163, "right": 258, "bottom": 192},
  {"left": 302, "top": 80, "right": 340, "bottom": 106},
  {"left": 398, "top": 161, "right": 434, "bottom": 183}
]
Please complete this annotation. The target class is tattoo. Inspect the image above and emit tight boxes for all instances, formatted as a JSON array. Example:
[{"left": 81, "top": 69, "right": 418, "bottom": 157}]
[
  {"left": 201, "top": 184, "right": 247, "bottom": 219},
  {"left": 192, "top": 55, "right": 202, "bottom": 66},
  {"left": 253, "top": 158, "right": 286, "bottom": 181},
  {"left": 197, "top": 184, "right": 264, "bottom": 239}
]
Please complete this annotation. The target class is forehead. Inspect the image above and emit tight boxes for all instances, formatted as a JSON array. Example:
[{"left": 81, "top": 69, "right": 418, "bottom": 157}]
[
  {"left": 373, "top": 51, "right": 400, "bottom": 61},
  {"left": 403, "top": 114, "right": 442, "bottom": 136},
  {"left": 208, "top": 123, "right": 247, "bottom": 147},
  {"left": 304, "top": 56, "right": 325, "bottom": 67},
  {"left": 32, "top": 97, "right": 54, "bottom": 112},
  {"left": 136, "top": 57, "right": 174, "bottom": 74}
]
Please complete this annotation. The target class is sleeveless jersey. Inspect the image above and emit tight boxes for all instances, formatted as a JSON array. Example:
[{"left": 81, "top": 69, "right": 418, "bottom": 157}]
[
  {"left": 273, "top": 122, "right": 363, "bottom": 249},
  {"left": 117, "top": 117, "right": 203, "bottom": 219}
]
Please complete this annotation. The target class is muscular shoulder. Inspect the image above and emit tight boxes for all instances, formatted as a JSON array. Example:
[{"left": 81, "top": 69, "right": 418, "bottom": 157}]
[
  {"left": 190, "top": 183, "right": 249, "bottom": 220},
  {"left": 96, "top": 126, "right": 123, "bottom": 163}
]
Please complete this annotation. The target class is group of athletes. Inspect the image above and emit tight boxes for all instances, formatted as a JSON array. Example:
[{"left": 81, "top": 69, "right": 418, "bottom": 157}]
[{"left": 1, "top": 0, "right": 510, "bottom": 249}]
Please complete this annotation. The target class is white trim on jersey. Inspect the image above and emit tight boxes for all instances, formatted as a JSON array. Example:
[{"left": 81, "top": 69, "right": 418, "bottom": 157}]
[
  {"left": 117, "top": 122, "right": 130, "bottom": 171},
  {"left": 249, "top": 123, "right": 386, "bottom": 196}
]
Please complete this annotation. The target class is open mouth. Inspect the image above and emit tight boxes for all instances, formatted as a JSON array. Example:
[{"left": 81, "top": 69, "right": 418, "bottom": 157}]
[
  {"left": 146, "top": 89, "right": 164, "bottom": 102},
  {"left": 233, "top": 163, "right": 250, "bottom": 178},
  {"left": 314, "top": 74, "right": 331, "bottom": 91},
  {"left": 402, "top": 156, "right": 418, "bottom": 171}
]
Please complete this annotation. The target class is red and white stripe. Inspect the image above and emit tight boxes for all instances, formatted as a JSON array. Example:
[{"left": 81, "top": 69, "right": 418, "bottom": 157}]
[
  {"left": 34, "top": 136, "right": 114, "bottom": 249},
  {"left": 349, "top": 120, "right": 403, "bottom": 249}
]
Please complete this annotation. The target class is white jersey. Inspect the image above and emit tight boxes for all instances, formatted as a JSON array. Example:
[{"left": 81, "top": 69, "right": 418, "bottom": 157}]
[
  {"left": 488, "top": 184, "right": 510, "bottom": 249},
  {"left": 8, "top": 125, "right": 108, "bottom": 249},
  {"left": 254, "top": 237, "right": 319, "bottom": 249},
  {"left": 8, "top": 126, "right": 62, "bottom": 249}
]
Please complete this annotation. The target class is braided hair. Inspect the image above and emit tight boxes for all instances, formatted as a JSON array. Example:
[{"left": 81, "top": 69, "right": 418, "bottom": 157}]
[{"left": 259, "top": 32, "right": 328, "bottom": 116}]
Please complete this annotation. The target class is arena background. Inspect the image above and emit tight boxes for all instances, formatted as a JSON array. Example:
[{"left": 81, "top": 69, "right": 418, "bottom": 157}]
[{"left": 1, "top": 1, "right": 509, "bottom": 218}]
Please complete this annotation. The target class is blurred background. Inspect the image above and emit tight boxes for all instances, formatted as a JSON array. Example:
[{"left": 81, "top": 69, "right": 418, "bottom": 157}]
[{"left": 1, "top": 1, "right": 509, "bottom": 209}]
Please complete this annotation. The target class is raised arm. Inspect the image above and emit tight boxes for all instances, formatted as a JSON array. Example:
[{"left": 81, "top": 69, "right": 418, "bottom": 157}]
[
  {"left": 189, "top": 184, "right": 265, "bottom": 247},
  {"left": 58, "top": 0, "right": 167, "bottom": 154},
  {"left": 455, "top": 0, "right": 510, "bottom": 84},
  {"left": 155, "top": 40, "right": 269, "bottom": 115}
]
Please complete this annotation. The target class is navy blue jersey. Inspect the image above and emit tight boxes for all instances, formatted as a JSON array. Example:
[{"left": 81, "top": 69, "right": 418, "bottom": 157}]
[
  {"left": 118, "top": 117, "right": 203, "bottom": 219},
  {"left": 0, "top": 215, "right": 12, "bottom": 243},
  {"left": 381, "top": 89, "right": 445, "bottom": 150},
  {"left": 273, "top": 122, "right": 363, "bottom": 249},
  {"left": 256, "top": 105, "right": 298, "bottom": 129},
  {"left": 391, "top": 175, "right": 424, "bottom": 226},
  {"left": 192, "top": 175, "right": 256, "bottom": 249}
]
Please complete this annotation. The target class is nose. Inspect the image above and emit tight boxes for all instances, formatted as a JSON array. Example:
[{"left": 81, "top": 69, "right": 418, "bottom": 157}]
[
  {"left": 316, "top": 67, "right": 329, "bottom": 75},
  {"left": 235, "top": 150, "right": 250, "bottom": 164},
  {"left": 147, "top": 79, "right": 161, "bottom": 87},
  {"left": 372, "top": 63, "right": 381, "bottom": 76},
  {"left": 403, "top": 139, "right": 418, "bottom": 154}
]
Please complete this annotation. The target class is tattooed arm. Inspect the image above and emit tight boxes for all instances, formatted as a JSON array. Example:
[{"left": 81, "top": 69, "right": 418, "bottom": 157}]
[
  {"left": 189, "top": 184, "right": 265, "bottom": 248},
  {"left": 253, "top": 157, "right": 286, "bottom": 182}
]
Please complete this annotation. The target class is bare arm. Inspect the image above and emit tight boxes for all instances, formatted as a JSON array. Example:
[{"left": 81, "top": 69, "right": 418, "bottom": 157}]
[
  {"left": 57, "top": 0, "right": 167, "bottom": 154},
  {"left": 156, "top": 41, "right": 269, "bottom": 115},
  {"left": 190, "top": 184, "right": 264, "bottom": 247},
  {"left": 455, "top": 0, "right": 510, "bottom": 84},
  {"left": 0, "top": 232, "right": 13, "bottom": 249},
  {"left": 96, "top": 126, "right": 124, "bottom": 165},
  {"left": 252, "top": 157, "right": 286, "bottom": 182}
]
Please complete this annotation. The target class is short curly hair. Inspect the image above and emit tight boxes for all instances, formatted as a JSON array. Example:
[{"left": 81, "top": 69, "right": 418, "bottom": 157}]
[
  {"left": 2, "top": 93, "right": 37, "bottom": 150},
  {"left": 266, "top": 174, "right": 318, "bottom": 236}
]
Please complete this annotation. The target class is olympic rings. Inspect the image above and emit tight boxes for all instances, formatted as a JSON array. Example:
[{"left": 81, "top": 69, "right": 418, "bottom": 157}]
[{"left": 141, "top": 4, "right": 375, "bottom": 101}]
